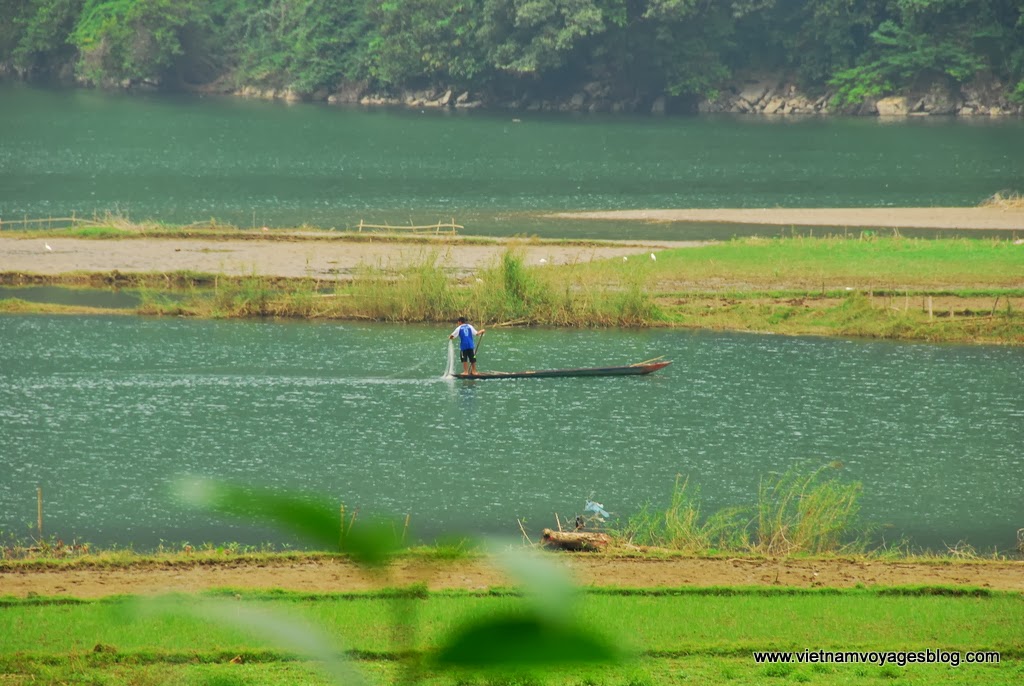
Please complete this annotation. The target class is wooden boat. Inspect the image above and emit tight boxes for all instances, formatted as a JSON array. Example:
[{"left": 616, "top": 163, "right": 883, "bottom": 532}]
[{"left": 452, "top": 359, "right": 671, "bottom": 380}]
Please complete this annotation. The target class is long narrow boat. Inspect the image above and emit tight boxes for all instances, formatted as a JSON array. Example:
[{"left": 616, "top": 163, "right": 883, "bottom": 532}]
[{"left": 453, "top": 359, "right": 671, "bottom": 380}]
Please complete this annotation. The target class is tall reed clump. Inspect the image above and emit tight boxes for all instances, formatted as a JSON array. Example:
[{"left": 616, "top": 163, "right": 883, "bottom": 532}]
[
  {"left": 472, "top": 248, "right": 553, "bottom": 322},
  {"left": 613, "top": 259, "right": 663, "bottom": 325},
  {"left": 211, "top": 275, "right": 276, "bottom": 316},
  {"left": 470, "top": 249, "right": 663, "bottom": 326},
  {"left": 614, "top": 475, "right": 748, "bottom": 554},
  {"left": 753, "top": 465, "right": 865, "bottom": 556},
  {"left": 611, "top": 464, "right": 867, "bottom": 556},
  {"left": 346, "top": 251, "right": 462, "bottom": 321}
]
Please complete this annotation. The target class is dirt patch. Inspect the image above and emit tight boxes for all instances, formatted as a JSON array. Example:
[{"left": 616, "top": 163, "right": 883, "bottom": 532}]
[
  {"left": 0, "top": 236, "right": 703, "bottom": 280},
  {"left": 3, "top": 557, "right": 1022, "bottom": 598}
]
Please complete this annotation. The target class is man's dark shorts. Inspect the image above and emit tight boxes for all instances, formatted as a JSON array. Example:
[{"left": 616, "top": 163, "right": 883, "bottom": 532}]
[{"left": 460, "top": 348, "right": 477, "bottom": 363}]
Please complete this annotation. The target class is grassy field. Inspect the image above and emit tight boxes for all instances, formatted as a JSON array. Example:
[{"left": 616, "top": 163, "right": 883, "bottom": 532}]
[
  {"left": 1, "top": 587, "right": 1020, "bottom": 685},
  {"left": 2, "top": 235, "right": 1021, "bottom": 342}
]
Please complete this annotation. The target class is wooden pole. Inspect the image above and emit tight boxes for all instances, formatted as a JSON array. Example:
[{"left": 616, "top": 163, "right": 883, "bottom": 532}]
[{"left": 37, "top": 487, "right": 43, "bottom": 539}]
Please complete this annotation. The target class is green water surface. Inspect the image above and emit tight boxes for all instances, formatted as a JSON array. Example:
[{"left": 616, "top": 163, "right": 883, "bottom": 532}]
[
  {"left": 2, "top": 83, "right": 1022, "bottom": 239},
  {"left": 0, "top": 315, "right": 1020, "bottom": 551}
]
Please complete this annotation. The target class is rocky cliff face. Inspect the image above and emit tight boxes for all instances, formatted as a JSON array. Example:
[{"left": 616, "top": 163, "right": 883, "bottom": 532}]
[
  {"left": 229, "top": 73, "right": 1022, "bottom": 117},
  {"left": 14, "top": 64, "right": 1017, "bottom": 117},
  {"left": 697, "top": 76, "right": 1022, "bottom": 117}
]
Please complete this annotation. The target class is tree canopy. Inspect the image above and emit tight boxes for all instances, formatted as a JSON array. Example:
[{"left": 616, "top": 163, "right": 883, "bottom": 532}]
[{"left": 2, "top": 0, "right": 1022, "bottom": 107}]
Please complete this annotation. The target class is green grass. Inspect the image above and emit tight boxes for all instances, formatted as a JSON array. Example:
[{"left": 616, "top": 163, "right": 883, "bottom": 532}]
[
  {"left": 640, "top": 236, "right": 1024, "bottom": 288},
  {"left": 3, "top": 235, "right": 1022, "bottom": 343},
  {"left": 3, "top": 655, "right": 1018, "bottom": 686},
  {"left": 130, "top": 249, "right": 664, "bottom": 326},
  {"left": 1, "top": 589, "right": 1020, "bottom": 684}
]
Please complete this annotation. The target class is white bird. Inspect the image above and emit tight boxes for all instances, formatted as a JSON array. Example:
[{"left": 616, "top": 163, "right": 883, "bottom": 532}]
[
  {"left": 622, "top": 256, "right": 628, "bottom": 261},
  {"left": 44, "top": 243, "right": 52, "bottom": 251},
  {"left": 539, "top": 258, "right": 547, "bottom": 264},
  {"left": 650, "top": 253, "right": 656, "bottom": 261}
]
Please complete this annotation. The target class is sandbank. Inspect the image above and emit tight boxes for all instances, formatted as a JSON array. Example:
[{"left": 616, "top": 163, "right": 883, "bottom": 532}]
[
  {"left": 551, "top": 207, "right": 1024, "bottom": 230},
  {"left": 0, "top": 236, "right": 700, "bottom": 280}
]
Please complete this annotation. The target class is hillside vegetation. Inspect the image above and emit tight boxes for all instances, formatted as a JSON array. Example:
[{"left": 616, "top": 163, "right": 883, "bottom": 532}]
[{"left": 1, "top": 0, "right": 1022, "bottom": 111}]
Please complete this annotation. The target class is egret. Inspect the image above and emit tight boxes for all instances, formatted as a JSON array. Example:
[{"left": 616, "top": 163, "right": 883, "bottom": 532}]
[
  {"left": 622, "top": 256, "right": 628, "bottom": 261},
  {"left": 44, "top": 243, "right": 52, "bottom": 251},
  {"left": 650, "top": 253, "right": 656, "bottom": 261},
  {"left": 539, "top": 258, "right": 547, "bottom": 264}
]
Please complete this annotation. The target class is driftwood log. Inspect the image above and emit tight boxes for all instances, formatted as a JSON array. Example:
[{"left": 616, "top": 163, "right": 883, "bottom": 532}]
[{"left": 541, "top": 528, "right": 612, "bottom": 552}]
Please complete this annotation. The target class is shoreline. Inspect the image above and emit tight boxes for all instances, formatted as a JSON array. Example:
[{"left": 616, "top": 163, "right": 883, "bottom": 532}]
[
  {"left": 550, "top": 207, "right": 1024, "bottom": 231},
  {"left": 3, "top": 205, "right": 1021, "bottom": 280},
  {"left": 4, "top": 554, "right": 1023, "bottom": 598}
]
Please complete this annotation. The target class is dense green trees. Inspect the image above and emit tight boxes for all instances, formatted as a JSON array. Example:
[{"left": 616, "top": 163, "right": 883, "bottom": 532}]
[{"left": 1, "top": 0, "right": 1022, "bottom": 108}]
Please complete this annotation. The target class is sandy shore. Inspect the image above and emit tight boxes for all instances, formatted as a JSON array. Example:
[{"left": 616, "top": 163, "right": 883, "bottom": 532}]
[
  {"left": 0, "top": 236, "right": 700, "bottom": 279},
  {"left": 551, "top": 207, "right": 1024, "bottom": 230},
  {"left": 3, "top": 207, "right": 1021, "bottom": 279}
]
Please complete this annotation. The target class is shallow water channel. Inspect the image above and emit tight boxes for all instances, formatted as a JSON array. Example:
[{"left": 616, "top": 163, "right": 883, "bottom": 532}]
[{"left": 0, "top": 315, "right": 1020, "bottom": 552}]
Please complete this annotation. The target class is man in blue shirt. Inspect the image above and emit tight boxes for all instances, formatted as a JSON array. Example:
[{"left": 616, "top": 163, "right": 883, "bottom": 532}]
[{"left": 449, "top": 316, "right": 486, "bottom": 375}]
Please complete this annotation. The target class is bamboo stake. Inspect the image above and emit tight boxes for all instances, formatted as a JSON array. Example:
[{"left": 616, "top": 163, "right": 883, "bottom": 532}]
[{"left": 517, "top": 518, "right": 533, "bottom": 545}]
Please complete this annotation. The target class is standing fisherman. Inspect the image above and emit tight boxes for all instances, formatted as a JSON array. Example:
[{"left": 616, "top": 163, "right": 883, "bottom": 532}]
[{"left": 449, "top": 316, "right": 486, "bottom": 375}]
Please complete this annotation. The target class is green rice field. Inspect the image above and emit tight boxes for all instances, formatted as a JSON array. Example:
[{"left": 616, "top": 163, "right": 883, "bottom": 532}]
[{"left": 2, "top": 587, "right": 1021, "bottom": 685}]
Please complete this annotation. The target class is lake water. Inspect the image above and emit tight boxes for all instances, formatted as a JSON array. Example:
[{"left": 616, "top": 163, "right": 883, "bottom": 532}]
[
  {"left": 0, "top": 315, "right": 1020, "bottom": 552},
  {"left": 2, "top": 85, "right": 1022, "bottom": 554},
  {"left": 2, "top": 83, "right": 1023, "bottom": 240}
]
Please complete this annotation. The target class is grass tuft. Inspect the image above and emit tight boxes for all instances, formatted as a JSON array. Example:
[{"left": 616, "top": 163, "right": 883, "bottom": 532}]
[
  {"left": 611, "top": 465, "right": 870, "bottom": 556},
  {"left": 980, "top": 191, "right": 1024, "bottom": 209}
]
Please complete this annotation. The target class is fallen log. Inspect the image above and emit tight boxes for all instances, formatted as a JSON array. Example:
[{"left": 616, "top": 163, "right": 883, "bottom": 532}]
[{"left": 541, "top": 528, "right": 612, "bottom": 552}]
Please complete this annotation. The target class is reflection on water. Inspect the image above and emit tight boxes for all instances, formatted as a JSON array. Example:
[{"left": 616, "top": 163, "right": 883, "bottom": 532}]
[{"left": 0, "top": 315, "right": 1020, "bottom": 551}]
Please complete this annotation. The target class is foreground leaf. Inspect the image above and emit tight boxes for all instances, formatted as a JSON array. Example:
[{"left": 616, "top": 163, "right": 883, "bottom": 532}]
[
  {"left": 176, "top": 478, "right": 399, "bottom": 566},
  {"left": 434, "top": 614, "right": 620, "bottom": 668}
]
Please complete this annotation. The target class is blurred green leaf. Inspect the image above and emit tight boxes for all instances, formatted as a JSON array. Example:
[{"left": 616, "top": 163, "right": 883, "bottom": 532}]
[
  {"left": 491, "top": 545, "right": 577, "bottom": 621},
  {"left": 433, "top": 614, "right": 619, "bottom": 668},
  {"left": 338, "top": 516, "right": 402, "bottom": 568},
  {"left": 140, "top": 595, "right": 367, "bottom": 686},
  {"left": 175, "top": 478, "right": 399, "bottom": 567}
]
